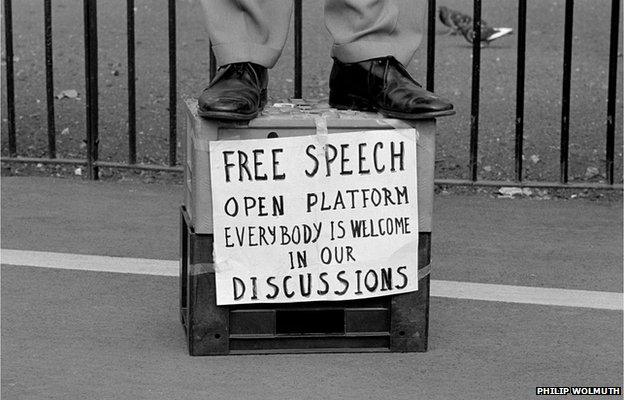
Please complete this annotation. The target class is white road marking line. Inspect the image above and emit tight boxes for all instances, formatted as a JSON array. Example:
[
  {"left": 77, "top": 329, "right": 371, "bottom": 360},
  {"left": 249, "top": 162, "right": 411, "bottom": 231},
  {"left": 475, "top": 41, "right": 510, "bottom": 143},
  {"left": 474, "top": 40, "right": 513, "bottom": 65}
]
[
  {"left": 432, "top": 280, "right": 623, "bottom": 311},
  {"left": 2, "top": 249, "right": 622, "bottom": 311},
  {"left": 1, "top": 249, "right": 177, "bottom": 277}
]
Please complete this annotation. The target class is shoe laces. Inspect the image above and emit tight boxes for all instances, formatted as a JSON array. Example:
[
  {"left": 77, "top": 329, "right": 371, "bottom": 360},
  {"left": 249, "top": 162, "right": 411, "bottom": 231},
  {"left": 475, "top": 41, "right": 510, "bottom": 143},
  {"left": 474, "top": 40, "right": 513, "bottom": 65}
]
[
  {"left": 386, "top": 57, "right": 422, "bottom": 87},
  {"left": 225, "top": 62, "right": 259, "bottom": 83}
]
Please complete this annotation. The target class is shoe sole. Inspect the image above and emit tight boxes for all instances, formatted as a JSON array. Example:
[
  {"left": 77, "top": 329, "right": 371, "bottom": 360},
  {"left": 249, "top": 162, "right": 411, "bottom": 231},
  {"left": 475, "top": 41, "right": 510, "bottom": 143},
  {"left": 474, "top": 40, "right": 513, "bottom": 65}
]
[
  {"left": 197, "top": 90, "right": 267, "bottom": 122},
  {"left": 329, "top": 92, "right": 455, "bottom": 120},
  {"left": 197, "top": 109, "right": 261, "bottom": 121}
]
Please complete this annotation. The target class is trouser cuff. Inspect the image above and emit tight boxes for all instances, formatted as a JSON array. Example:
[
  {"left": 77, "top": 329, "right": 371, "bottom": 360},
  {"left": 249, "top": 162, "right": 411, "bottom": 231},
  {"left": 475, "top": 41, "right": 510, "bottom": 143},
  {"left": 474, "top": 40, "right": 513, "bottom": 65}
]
[
  {"left": 211, "top": 42, "right": 283, "bottom": 68},
  {"left": 331, "top": 40, "right": 417, "bottom": 65}
]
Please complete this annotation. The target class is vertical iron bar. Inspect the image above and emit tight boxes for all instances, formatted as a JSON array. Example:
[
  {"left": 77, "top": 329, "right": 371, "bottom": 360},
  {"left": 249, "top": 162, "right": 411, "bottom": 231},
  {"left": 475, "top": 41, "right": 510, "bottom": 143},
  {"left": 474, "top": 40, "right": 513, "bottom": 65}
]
[
  {"left": 469, "top": 0, "right": 481, "bottom": 182},
  {"left": 514, "top": 0, "right": 527, "bottom": 182},
  {"left": 83, "top": 0, "right": 99, "bottom": 180},
  {"left": 127, "top": 0, "right": 136, "bottom": 164},
  {"left": 168, "top": 0, "right": 177, "bottom": 166},
  {"left": 426, "top": 0, "right": 436, "bottom": 92},
  {"left": 560, "top": 0, "right": 574, "bottom": 184},
  {"left": 605, "top": 0, "right": 620, "bottom": 185},
  {"left": 44, "top": 0, "right": 56, "bottom": 158},
  {"left": 293, "top": 0, "right": 303, "bottom": 98},
  {"left": 209, "top": 47, "right": 216, "bottom": 80},
  {"left": 4, "top": 0, "right": 16, "bottom": 156}
]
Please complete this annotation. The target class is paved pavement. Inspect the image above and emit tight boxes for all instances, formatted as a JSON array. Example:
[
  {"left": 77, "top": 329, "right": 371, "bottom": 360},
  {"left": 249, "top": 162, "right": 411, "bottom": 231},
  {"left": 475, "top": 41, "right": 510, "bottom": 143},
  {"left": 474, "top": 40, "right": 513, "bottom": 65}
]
[{"left": 1, "top": 177, "right": 622, "bottom": 399}]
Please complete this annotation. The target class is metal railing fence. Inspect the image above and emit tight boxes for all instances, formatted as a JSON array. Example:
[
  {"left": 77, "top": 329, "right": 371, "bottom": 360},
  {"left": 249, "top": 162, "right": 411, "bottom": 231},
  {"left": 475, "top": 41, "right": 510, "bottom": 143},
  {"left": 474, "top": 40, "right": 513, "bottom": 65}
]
[{"left": 1, "top": 0, "right": 622, "bottom": 189}]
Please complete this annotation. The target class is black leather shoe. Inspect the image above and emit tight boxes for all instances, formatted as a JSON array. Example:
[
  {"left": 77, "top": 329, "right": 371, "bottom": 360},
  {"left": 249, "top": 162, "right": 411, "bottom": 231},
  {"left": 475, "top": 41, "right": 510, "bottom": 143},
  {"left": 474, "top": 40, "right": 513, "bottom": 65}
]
[
  {"left": 198, "top": 62, "right": 268, "bottom": 121},
  {"left": 329, "top": 56, "right": 454, "bottom": 119}
]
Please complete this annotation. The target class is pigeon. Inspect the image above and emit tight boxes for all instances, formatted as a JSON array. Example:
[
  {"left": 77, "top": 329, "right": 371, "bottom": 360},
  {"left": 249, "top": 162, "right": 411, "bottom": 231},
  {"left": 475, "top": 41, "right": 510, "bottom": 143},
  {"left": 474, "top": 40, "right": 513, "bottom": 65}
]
[
  {"left": 439, "top": 6, "right": 472, "bottom": 35},
  {"left": 438, "top": 6, "right": 513, "bottom": 45},
  {"left": 438, "top": 6, "right": 462, "bottom": 35}
]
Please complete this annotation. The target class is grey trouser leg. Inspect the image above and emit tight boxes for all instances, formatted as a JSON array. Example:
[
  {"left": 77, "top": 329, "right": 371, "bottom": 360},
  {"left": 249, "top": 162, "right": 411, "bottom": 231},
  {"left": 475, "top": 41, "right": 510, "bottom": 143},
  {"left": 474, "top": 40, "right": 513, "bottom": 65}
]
[
  {"left": 325, "top": 0, "right": 425, "bottom": 64},
  {"left": 199, "top": 0, "right": 293, "bottom": 68},
  {"left": 199, "top": 0, "right": 424, "bottom": 68}
]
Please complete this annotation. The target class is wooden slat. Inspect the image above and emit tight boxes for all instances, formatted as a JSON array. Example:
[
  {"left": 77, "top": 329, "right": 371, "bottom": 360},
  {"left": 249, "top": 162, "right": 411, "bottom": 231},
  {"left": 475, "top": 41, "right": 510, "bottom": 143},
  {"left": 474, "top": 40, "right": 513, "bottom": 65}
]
[
  {"left": 229, "top": 336, "right": 390, "bottom": 351},
  {"left": 183, "top": 99, "right": 436, "bottom": 234},
  {"left": 229, "top": 347, "right": 390, "bottom": 355},
  {"left": 232, "top": 297, "right": 390, "bottom": 310}
]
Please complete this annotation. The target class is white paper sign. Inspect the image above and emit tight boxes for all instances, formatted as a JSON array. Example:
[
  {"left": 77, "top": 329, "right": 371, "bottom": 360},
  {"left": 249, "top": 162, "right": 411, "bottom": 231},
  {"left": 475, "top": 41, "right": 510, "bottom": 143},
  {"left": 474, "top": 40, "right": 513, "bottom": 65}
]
[{"left": 209, "top": 129, "right": 419, "bottom": 305}]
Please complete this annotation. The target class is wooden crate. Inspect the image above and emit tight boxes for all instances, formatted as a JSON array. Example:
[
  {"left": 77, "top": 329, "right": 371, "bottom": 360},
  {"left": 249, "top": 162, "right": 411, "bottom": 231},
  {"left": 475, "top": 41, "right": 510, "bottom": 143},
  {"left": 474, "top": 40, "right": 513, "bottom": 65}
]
[{"left": 180, "top": 99, "right": 435, "bottom": 355}]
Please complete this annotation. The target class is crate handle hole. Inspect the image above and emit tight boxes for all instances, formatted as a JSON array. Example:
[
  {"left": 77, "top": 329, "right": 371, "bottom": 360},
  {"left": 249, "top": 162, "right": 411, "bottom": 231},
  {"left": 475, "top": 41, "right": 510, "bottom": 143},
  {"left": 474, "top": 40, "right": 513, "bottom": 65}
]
[
  {"left": 267, "top": 131, "right": 279, "bottom": 138},
  {"left": 276, "top": 309, "right": 345, "bottom": 335}
]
